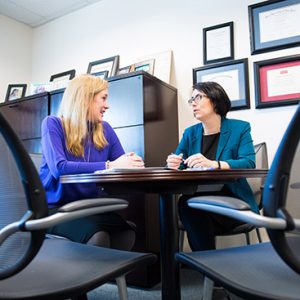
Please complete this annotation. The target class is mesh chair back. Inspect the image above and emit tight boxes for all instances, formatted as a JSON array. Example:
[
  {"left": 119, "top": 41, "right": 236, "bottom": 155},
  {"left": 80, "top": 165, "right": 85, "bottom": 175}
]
[
  {"left": 0, "top": 112, "right": 47, "bottom": 279},
  {"left": 263, "top": 105, "right": 300, "bottom": 274},
  {"left": 247, "top": 142, "right": 268, "bottom": 208}
]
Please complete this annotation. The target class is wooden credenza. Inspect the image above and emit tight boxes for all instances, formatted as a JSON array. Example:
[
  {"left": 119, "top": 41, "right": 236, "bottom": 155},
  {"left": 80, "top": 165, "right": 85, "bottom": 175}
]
[{"left": 0, "top": 71, "right": 179, "bottom": 287}]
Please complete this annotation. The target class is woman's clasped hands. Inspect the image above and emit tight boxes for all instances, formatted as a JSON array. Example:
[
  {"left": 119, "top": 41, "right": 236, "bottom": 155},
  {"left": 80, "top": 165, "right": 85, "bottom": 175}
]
[
  {"left": 184, "top": 153, "right": 217, "bottom": 169},
  {"left": 167, "top": 153, "right": 218, "bottom": 170},
  {"left": 110, "top": 152, "right": 145, "bottom": 169}
]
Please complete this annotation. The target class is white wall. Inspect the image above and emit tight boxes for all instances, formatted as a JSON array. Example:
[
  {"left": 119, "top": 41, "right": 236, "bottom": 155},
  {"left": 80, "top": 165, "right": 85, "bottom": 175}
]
[
  {"left": 1, "top": 0, "right": 299, "bottom": 163},
  {"left": 0, "top": 15, "right": 32, "bottom": 102},
  {"left": 29, "top": 0, "right": 299, "bottom": 164}
]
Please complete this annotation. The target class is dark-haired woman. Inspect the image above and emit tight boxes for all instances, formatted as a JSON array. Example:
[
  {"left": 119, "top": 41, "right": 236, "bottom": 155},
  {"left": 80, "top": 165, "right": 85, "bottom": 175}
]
[{"left": 166, "top": 81, "right": 257, "bottom": 251}]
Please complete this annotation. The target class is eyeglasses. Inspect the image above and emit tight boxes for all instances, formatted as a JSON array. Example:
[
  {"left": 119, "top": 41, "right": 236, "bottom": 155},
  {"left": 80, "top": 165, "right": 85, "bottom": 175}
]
[{"left": 187, "top": 94, "right": 207, "bottom": 105}]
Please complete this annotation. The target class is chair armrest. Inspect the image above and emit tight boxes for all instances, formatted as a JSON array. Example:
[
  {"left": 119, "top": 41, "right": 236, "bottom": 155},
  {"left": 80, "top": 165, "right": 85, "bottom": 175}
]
[
  {"left": 187, "top": 196, "right": 287, "bottom": 229},
  {"left": 188, "top": 195, "right": 251, "bottom": 210},
  {"left": 57, "top": 198, "right": 127, "bottom": 212},
  {"left": 25, "top": 198, "right": 128, "bottom": 231}
]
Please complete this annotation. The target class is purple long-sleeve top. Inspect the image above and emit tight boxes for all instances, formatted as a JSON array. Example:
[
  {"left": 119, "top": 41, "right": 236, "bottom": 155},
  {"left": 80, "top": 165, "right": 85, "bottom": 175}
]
[{"left": 40, "top": 116, "right": 125, "bottom": 206}]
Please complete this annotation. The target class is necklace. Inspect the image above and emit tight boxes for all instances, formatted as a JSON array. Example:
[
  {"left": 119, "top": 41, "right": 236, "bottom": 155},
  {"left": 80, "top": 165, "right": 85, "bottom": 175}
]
[
  {"left": 83, "top": 137, "right": 91, "bottom": 162},
  {"left": 84, "top": 145, "right": 91, "bottom": 162}
]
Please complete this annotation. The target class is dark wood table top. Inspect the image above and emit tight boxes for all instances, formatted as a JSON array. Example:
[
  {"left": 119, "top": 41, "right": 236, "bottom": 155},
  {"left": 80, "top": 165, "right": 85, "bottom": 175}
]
[{"left": 60, "top": 168, "right": 268, "bottom": 184}]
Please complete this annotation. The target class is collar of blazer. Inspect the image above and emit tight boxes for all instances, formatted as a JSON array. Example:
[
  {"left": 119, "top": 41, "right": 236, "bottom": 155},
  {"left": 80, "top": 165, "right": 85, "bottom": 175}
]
[{"left": 189, "top": 118, "right": 231, "bottom": 160}]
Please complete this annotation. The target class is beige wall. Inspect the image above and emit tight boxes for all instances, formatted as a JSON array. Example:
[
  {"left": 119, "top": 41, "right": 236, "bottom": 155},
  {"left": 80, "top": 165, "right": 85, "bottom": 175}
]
[
  {"left": 1, "top": 0, "right": 299, "bottom": 164},
  {"left": 0, "top": 15, "right": 32, "bottom": 102}
]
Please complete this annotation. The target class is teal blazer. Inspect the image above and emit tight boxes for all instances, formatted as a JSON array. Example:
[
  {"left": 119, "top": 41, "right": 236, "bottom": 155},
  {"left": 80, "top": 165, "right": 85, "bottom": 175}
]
[{"left": 175, "top": 118, "right": 258, "bottom": 212}]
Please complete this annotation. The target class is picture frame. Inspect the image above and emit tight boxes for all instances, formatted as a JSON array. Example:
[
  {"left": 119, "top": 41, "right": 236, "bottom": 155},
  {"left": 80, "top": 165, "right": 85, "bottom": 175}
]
[
  {"left": 93, "top": 70, "right": 109, "bottom": 79},
  {"left": 87, "top": 55, "right": 119, "bottom": 78},
  {"left": 5, "top": 84, "right": 27, "bottom": 102},
  {"left": 132, "top": 59, "right": 155, "bottom": 75},
  {"left": 249, "top": 0, "right": 300, "bottom": 54},
  {"left": 137, "top": 50, "right": 172, "bottom": 83},
  {"left": 193, "top": 58, "right": 250, "bottom": 111},
  {"left": 254, "top": 54, "right": 300, "bottom": 109},
  {"left": 203, "top": 21, "right": 234, "bottom": 65},
  {"left": 50, "top": 69, "right": 76, "bottom": 90},
  {"left": 29, "top": 82, "right": 52, "bottom": 95},
  {"left": 118, "top": 66, "right": 132, "bottom": 75}
]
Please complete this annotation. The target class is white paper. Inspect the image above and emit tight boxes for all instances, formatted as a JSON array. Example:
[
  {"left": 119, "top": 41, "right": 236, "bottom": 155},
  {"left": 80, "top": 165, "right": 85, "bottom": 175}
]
[
  {"left": 201, "top": 69, "right": 240, "bottom": 101},
  {"left": 184, "top": 167, "right": 215, "bottom": 171},
  {"left": 206, "top": 26, "right": 231, "bottom": 60},
  {"left": 267, "top": 65, "right": 300, "bottom": 97},
  {"left": 259, "top": 3, "right": 300, "bottom": 43},
  {"left": 94, "top": 167, "right": 168, "bottom": 174}
]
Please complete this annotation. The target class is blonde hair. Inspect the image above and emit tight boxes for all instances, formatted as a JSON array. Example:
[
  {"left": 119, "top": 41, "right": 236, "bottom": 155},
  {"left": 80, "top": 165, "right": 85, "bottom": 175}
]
[{"left": 58, "top": 74, "right": 109, "bottom": 157}]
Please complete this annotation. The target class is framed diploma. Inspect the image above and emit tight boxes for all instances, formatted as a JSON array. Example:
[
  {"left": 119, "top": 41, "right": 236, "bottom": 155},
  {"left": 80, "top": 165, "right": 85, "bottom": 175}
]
[
  {"left": 193, "top": 58, "right": 250, "bottom": 111},
  {"left": 87, "top": 55, "right": 119, "bottom": 78},
  {"left": 93, "top": 70, "right": 109, "bottom": 79},
  {"left": 249, "top": 0, "right": 300, "bottom": 54},
  {"left": 50, "top": 69, "right": 76, "bottom": 90},
  {"left": 254, "top": 54, "right": 300, "bottom": 109},
  {"left": 118, "top": 66, "right": 132, "bottom": 75},
  {"left": 203, "top": 21, "right": 234, "bottom": 65},
  {"left": 132, "top": 59, "right": 155, "bottom": 75}
]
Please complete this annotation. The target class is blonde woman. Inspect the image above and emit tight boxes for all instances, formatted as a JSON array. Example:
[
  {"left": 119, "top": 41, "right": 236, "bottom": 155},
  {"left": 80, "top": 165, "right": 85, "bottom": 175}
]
[{"left": 40, "top": 74, "right": 144, "bottom": 248}]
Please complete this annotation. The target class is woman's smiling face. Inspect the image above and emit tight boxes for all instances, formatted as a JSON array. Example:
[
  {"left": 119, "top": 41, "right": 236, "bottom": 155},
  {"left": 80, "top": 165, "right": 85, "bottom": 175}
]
[{"left": 89, "top": 89, "right": 109, "bottom": 123}]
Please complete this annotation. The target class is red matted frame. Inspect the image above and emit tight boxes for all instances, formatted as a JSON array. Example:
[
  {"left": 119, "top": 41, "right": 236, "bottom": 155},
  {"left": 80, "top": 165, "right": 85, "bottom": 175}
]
[{"left": 254, "top": 55, "right": 300, "bottom": 109}]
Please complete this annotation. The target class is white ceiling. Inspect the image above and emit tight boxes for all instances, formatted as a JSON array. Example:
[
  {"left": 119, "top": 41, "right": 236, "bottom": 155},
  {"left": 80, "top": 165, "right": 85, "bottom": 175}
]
[{"left": 0, "top": 0, "right": 103, "bottom": 27}]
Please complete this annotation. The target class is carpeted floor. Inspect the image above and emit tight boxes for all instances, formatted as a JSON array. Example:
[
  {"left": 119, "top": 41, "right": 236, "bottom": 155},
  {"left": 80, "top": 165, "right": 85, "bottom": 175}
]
[{"left": 87, "top": 268, "right": 245, "bottom": 299}]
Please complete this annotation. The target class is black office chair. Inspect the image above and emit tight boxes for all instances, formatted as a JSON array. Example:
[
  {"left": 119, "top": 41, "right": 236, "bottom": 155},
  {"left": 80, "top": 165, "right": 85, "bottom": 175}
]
[
  {"left": 176, "top": 104, "right": 300, "bottom": 300},
  {"left": 178, "top": 142, "right": 268, "bottom": 251},
  {"left": 29, "top": 153, "right": 136, "bottom": 251},
  {"left": 0, "top": 111, "right": 156, "bottom": 300},
  {"left": 216, "top": 141, "right": 268, "bottom": 244}
]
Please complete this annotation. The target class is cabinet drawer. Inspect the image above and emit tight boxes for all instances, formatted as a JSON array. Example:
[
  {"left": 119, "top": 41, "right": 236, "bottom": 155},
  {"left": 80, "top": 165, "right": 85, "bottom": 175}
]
[
  {"left": 114, "top": 125, "right": 145, "bottom": 159},
  {"left": 105, "top": 75, "right": 144, "bottom": 127},
  {"left": 0, "top": 95, "right": 49, "bottom": 140}
]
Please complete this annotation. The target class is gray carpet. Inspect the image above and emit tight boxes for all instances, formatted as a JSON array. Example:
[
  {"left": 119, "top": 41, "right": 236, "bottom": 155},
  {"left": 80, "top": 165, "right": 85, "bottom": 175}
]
[{"left": 87, "top": 268, "right": 245, "bottom": 299}]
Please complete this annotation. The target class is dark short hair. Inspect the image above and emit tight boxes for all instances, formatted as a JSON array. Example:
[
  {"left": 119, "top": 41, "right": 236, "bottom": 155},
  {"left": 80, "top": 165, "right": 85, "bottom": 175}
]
[{"left": 192, "top": 81, "right": 231, "bottom": 117}]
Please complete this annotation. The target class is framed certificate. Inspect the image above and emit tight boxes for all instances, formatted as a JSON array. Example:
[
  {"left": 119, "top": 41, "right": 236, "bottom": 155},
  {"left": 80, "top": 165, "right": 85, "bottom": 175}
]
[
  {"left": 132, "top": 59, "right": 155, "bottom": 75},
  {"left": 118, "top": 66, "right": 132, "bottom": 75},
  {"left": 249, "top": 0, "right": 300, "bottom": 54},
  {"left": 254, "top": 54, "right": 300, "bottom": 109},
  {"left": 50, "top": 69, "right": 76, "bottom": 90},
  {"left": 87, "top": 55, "right": 119, "bottom": 78},
  {"left": 93, "top": 70, "right": 109, "bottom": 79},
  {"left": 203, "top": 22, "right": 234, "bottom": 65},
  {"left": 193, "top": 58, "right": 250, "bottom": 111}
]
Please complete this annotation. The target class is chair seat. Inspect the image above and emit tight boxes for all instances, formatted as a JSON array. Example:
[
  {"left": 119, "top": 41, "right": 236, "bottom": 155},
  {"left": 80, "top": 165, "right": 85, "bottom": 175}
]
[
  {"left": 176, "top": 237, "right": 300, "bottom": 300},
  {"left": 218, "top": 223, "right": 255, "bottom": 236},
  {"left": 0, "top": 239, "right": 156, "bottom": 300}
]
